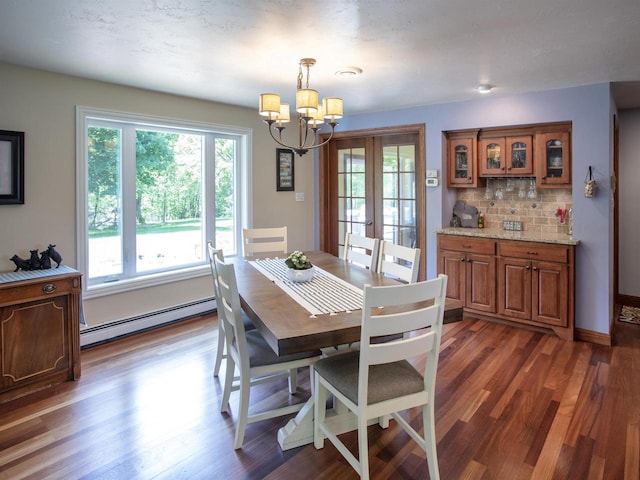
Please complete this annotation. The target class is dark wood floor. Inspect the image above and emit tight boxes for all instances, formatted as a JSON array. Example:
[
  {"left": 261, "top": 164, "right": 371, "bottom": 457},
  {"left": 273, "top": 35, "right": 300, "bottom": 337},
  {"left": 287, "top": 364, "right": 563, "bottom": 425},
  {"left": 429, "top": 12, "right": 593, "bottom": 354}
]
[{"left": 1, "top": 314, "right": 639, "bottom": 480}]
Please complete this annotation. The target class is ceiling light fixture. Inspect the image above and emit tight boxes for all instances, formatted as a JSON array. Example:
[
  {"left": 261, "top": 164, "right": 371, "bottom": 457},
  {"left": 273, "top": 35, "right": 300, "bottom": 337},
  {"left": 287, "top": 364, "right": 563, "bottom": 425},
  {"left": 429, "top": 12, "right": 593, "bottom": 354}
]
[
  {"left": 335, "top": 66, "right": 363, "bottom": 77},
  {"left": 475, "top": 84, "right": 494, "bottom": 94},
  {"left": 259, "top": 58, "right": 343, "bottom": 157}
]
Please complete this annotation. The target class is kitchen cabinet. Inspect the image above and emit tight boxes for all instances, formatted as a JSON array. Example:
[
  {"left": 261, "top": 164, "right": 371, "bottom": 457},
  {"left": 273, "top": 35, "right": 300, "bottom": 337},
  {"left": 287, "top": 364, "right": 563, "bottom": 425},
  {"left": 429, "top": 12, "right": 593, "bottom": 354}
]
[
  {"left": 0, "top": 266, "right": 82, "bottom": 403},
  {"left": 437, "top": 233, "right": 575, "bottom": 340},
  {"left": 437, "top": 235, "right": 496, "bottom": 313},
  {"left": 497, "top": 240, "right": 574, "bottom": 340},
  {"left": 535, "top": 127, "right": 571, "bottom": 188},
  {"left": 445, "top": 122, "right": 571, "bottom": 188},
  {"left": 479, "top": 135, "right": 533, "bottom": 177},
  {"left": 446, "top": 130, "right": 479, "bottom": 187}
]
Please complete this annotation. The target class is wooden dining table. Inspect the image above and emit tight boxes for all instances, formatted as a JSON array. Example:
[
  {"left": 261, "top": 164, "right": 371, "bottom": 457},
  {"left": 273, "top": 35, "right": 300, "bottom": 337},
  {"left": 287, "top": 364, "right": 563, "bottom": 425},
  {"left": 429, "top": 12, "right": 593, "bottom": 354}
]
[{"left": 228, "top": 250, "right": 462, "bottom": 450}]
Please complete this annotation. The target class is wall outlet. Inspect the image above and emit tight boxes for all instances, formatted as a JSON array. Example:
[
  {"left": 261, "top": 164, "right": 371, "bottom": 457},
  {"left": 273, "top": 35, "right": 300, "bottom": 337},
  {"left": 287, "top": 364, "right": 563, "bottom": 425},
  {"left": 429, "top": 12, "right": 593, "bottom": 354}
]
[{"left": 295, "top": 192, "right": 304, "bottom": 202}]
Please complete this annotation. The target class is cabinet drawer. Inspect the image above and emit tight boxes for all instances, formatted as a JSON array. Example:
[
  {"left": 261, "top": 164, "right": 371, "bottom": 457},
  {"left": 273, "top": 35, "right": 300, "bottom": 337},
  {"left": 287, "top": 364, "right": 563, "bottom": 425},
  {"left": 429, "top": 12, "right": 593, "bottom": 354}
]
[
  {"left": 0, "top": 278, "right": 77, "bottom": 307},
  {"left": 439, "top": 236, "right": 496, "bottom": 255},
  {"left": 498, "top": 241, "right": 570, "bottom": 263}
]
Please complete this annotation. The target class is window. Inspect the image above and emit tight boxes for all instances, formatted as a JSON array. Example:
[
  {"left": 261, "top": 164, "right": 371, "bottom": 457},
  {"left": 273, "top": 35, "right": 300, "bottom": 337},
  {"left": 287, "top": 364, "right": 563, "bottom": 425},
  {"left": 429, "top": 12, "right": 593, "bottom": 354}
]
[{"left": 76, "top": 107, "right": 250, "bottom": 296}]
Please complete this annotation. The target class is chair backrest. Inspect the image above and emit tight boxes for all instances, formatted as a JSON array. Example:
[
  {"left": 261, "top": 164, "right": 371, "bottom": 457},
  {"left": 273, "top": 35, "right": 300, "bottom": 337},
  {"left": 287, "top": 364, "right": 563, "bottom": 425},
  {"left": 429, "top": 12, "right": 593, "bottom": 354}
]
[
  {"left": 242, "top": 227, "right": 288, "bottom": 256},
  {"left": 377, "top": 241, "right": 421, "bottom": 283},
  {"left": 358, "top": 274, "right": 448, "bottom": 404},
  {"left": 342, "top": 233, "right": 380, "bottom": 270},
  {"left": 214, "top": 255, "right": 250, "bottom": 370},
  {"left": 207, "top": 241, "right": 224, "bottom": 299}
]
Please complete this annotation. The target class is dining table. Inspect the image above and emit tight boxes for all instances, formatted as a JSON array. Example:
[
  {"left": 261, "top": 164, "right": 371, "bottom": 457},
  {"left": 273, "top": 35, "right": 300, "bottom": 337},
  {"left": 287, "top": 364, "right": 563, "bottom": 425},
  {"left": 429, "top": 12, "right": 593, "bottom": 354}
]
[{"left": 229, "top": 250, "right": 462, "bottom": 450}]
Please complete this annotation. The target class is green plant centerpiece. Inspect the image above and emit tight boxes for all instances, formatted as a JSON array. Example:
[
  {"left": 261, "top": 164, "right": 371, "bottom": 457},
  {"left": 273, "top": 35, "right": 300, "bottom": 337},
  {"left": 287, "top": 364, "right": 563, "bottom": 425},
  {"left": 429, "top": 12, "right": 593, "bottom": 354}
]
[
  {"left": 285, "top": 251, "right": 314, "bottom": 283},
  {"left": 285, "top": 250, "right": 313, "bottom": 270}
]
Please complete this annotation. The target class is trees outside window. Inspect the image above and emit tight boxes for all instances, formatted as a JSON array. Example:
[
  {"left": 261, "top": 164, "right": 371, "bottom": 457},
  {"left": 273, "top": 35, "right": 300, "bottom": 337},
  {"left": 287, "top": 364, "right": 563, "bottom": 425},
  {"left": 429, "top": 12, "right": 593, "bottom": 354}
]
[{"left": 77, "top": 107, "right": 249, "bottom": 292}]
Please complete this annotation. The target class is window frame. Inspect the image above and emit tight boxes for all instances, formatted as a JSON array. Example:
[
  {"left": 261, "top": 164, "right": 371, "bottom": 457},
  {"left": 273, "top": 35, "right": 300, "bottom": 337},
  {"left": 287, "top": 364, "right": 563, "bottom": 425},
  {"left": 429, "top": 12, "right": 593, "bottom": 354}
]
[{"left": 76, "top": 106, "right": 251, "bottom": 299}]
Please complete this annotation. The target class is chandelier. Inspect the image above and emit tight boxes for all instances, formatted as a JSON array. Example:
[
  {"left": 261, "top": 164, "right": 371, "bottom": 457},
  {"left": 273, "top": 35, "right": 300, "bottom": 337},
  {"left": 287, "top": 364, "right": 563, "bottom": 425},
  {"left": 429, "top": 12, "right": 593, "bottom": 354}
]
[{"left": 259, "top": 58, "right": 343, "bottom": 156}]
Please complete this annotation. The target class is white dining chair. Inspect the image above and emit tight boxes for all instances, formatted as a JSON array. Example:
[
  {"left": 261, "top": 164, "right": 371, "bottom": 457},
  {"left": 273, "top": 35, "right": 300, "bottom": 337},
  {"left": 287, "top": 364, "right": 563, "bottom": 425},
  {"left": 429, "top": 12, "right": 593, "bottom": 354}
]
[
  {"left": 242, "top": 226, "right": 287, "bottom": 256},
  {"left": 207, "top": 242, "right": 255, "bottom": 378},
  {"left": 377, "top": 241, "right": 421, "bottom": 283},
  {"left": 343, "top": 232, "right": 380, "bottom": 270},
  {"left": 313, "top": 274, "right": 448, "bottom": 480},
  {"left": 214, "top": 254, "right": 322, "bottom": 449}
]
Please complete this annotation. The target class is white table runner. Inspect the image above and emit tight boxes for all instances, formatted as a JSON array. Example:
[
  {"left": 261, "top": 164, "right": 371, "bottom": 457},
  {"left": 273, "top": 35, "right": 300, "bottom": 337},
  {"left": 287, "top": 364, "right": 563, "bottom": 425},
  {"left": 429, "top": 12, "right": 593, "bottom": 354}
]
[{"left": 249, "top": 257, "right": 363, "bottom": 316}]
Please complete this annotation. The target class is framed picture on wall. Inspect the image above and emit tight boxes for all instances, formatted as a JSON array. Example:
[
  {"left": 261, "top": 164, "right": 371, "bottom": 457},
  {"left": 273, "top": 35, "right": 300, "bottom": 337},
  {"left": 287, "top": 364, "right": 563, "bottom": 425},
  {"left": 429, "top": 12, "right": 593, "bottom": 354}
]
[
  {"left": 0, "top": 130, "right": 25, "bottom": 205},
  {"left": 276, "top": 148, "right": 295, "bottom": 191}
]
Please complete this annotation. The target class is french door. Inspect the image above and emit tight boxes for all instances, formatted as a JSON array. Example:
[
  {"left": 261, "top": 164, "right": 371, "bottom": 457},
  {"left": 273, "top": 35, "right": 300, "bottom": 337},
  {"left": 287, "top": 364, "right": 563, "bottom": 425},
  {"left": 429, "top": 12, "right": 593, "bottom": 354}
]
[{"left": 319, "top": 124, "right": 425, "bottom": 280}]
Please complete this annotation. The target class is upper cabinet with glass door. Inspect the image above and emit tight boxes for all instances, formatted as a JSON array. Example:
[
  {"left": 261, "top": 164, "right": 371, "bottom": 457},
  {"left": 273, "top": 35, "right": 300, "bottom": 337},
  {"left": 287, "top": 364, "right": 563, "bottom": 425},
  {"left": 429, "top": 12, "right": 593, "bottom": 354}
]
[
  {"left": 446, "top": 130, "right": 479, "bottom": 187},
  {"left": 479, "top": 135, "right": 533, "bottom": 177},
  {"left": 535, "top": 126, "right": 571, "bottom": 188}
]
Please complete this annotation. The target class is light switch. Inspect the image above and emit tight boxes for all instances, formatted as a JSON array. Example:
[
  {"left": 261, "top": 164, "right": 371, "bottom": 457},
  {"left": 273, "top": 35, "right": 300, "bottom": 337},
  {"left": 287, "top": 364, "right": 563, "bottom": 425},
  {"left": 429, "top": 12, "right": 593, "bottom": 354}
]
[
  {"left": 295, "top": 192, "right": 305, "bottom": 202},
  {"left": 426, "top": 169, "right": 439, "bottom": 178}
]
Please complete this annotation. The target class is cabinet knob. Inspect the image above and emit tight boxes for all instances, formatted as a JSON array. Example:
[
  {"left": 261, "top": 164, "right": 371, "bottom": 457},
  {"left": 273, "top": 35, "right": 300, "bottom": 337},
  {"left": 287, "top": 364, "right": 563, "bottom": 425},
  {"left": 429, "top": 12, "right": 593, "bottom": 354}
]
[
  {"left": 467, "top": 258, "right": 472, "bottom": 263},
  {"left": 525, "top": 265, "right": 530, "bottom": 270},
  {"left": 532, "top": 266, "right": 538, "bottom": 271},
  {"left": 460, "top": 257, "right": 465, "bottom": 262},
  {"left": 527, "top": 251, "right": 539, "bottom": 255},
  {"left": 42, "top": 283, "right": 57, "bottom": 294}
]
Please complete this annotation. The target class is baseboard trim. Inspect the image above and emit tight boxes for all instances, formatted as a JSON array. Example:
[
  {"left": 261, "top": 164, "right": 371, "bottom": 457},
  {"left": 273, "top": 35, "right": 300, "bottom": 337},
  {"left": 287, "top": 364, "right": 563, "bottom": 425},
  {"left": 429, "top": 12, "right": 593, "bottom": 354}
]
[
  {"left": 617, "top": 294, "right": 640, "bottom": 309},
  {"left": 575, "top": 328, "right": 611, "bottom": 346},
  {"left": 80, "top": 298, "right": 216, "bottom": 348}
]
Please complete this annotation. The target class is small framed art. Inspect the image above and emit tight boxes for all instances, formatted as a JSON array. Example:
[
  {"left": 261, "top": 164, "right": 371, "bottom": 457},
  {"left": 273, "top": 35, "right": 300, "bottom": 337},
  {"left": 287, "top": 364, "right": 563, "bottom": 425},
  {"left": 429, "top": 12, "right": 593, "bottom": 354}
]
[
  {"left": 276, "top": 148, "right": 295, "bottom": 191},
  {"left": 0, "top": 130, "right": 25, "bottom": 205}
]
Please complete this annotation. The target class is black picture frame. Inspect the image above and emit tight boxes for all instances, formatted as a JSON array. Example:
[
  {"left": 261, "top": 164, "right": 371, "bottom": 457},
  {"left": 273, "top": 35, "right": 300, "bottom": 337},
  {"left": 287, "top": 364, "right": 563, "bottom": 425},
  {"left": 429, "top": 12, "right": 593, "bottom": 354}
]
[
  {"left": 276, "top": 148, "right": 295, "bottom": 191},
  {"left": 0, "top": 130, "right": 25, "bottom": 205}
]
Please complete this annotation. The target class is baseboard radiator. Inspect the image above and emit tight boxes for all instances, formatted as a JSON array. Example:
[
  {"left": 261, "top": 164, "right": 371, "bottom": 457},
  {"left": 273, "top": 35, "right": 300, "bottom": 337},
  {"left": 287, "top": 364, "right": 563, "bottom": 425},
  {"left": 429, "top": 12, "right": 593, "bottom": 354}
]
[{"left": 80, "top": 298, "right": 216, "bottom": 348}]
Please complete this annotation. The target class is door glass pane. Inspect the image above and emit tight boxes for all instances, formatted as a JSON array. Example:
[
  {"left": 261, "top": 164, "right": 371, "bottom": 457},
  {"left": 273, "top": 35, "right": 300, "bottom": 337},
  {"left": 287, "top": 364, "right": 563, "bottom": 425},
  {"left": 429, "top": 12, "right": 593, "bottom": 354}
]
[
  {"left": 381, "top": 143, "right": 417, "bottom": 250},
  {"left": 455, "top": 145, "right": 468, "bottom": 178},
  {"left": 400, "top": 172, "right": 414, "bottom": 198},
  {"left": 351, "top": 173, "right": 365, "bottom": 197},
  {"left": 511, "top": 141, "right": 527, "bottom": 169},
  {"left": 87, "top": 126, "right": 123, "bottom": 279},
  {"left": 486, "top": 143, "right": 501, "bottom": 169},
  {"left": 337, "top": 147, "right": 366, "bottom": 250},
  {"left": 546, "top": 139, "right": 563, "bottom": 177},
  {"left": 383, "top": 172, "right": 398, "bottom": 197},
  {"left": 400, "top": 146, "right": 415, "bottom": 171},
  {"left": 383, "top": 199, "right": 398, "bottom": 227}
]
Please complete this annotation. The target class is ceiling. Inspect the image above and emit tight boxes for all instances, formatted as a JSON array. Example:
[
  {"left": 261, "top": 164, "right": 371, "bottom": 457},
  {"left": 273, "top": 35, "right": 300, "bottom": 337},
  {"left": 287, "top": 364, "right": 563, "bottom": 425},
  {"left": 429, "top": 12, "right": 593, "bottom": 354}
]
[{"left": 1, "top": 0, "right": 640, "bottom": 113}]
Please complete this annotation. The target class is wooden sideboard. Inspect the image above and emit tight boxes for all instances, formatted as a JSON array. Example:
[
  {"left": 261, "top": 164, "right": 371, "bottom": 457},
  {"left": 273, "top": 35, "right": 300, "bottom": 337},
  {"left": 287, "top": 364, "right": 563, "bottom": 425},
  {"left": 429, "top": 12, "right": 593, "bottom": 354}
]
[{"left": 0, "top": 266, "right": 82, "bottom": 403}]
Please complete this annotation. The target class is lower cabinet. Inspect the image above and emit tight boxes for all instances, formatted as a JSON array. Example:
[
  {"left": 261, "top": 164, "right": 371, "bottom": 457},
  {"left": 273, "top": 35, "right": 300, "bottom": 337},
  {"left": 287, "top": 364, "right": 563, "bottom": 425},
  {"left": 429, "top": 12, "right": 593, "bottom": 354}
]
[
  {"left": 437, "top": 236, "right": 496, "bottom": 314},
  {"left": 438, "top": 234, "right": 575, "bottom": 340},
  {"left": 0, "top": 267, "right": 82, "bottom": 403}
]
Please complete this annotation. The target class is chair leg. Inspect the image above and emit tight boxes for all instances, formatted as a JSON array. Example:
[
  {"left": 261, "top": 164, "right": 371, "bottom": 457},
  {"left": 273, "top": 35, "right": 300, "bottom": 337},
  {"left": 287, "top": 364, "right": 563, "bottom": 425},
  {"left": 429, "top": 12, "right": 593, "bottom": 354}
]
[
  {"left": 357, "top": 414, "right": 370, "bottom": 480},
  {"left": 288, "top": 368, "right": 298, "bottom": 394},
  {"left": 234, "top": 371, "right": 251, "bottom": 449},
  {"left": 220, "top": 355, "right": 235, "bottom": 413},
  {"left": 423, "top": 403, "right": 440, "bottom": 480},
  {"left": 313, "top": 375, "right": 327, "bottom": 449},
  {"left": 213, "top": 322, "right": 226, "bottom": 377}
]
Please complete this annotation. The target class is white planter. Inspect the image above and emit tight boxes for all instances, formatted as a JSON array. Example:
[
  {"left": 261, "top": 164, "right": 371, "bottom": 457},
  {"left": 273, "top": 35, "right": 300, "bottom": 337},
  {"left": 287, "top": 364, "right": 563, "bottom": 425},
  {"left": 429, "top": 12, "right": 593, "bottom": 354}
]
[{"left": 287, "top": 266, "right": 314, "bottom": 283}]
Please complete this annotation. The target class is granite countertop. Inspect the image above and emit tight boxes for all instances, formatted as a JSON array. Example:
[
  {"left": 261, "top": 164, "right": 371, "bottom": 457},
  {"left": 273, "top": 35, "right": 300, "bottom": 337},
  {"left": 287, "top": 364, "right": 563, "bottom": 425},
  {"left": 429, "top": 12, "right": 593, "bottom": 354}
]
[{"left": 435, "top": 227, "right": 580, "bottom": 245}]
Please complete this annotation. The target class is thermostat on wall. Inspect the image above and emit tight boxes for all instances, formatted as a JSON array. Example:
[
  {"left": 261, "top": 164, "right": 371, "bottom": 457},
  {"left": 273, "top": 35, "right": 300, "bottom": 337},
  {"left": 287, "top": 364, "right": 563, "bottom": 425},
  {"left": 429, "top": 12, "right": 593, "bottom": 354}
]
[{"left": 426, "top": 178, "right": 439, "bottom": 187}]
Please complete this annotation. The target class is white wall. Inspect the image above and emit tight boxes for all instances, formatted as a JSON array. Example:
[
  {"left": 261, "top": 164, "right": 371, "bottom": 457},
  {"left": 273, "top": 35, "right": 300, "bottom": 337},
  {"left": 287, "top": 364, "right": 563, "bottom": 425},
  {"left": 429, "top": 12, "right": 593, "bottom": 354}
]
[
  {"left": 618, "top": 108, "right": 640, "bottom": 297},
  {"left": 0, "top": 63, "right": 316, "bottom": 327}
]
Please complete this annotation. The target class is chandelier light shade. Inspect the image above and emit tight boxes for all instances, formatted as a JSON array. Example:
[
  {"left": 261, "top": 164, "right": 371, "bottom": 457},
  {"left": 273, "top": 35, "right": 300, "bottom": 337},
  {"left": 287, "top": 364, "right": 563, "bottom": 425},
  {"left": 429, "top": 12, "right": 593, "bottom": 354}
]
[
  {"left": 259, "top": 93, "right": 281, "bottom": 120},
  {"left": 258, "top": 58, "right": 343, "bottom": 156}
]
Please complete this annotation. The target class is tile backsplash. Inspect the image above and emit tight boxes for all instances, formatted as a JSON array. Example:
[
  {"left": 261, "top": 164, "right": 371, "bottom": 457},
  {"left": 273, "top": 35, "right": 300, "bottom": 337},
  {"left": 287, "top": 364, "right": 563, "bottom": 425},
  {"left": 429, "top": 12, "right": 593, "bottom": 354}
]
[{"left": 455, "top": 179, "right": 572, "bottom": 234}]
